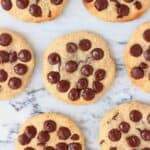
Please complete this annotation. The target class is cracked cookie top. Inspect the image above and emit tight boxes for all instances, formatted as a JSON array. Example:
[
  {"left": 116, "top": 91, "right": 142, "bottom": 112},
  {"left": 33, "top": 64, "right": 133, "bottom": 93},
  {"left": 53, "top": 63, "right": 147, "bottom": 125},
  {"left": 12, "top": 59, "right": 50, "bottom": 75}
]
[{"left": 43, "top": 31, "right": 115, "bottom": 105}]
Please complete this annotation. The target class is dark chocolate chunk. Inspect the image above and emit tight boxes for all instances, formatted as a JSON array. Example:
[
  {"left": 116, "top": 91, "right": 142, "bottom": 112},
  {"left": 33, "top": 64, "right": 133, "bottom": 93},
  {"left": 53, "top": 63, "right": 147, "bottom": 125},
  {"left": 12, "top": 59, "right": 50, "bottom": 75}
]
[
  {"left": 143, "top": 29, "right": 150, "bottom": 42},
  {"left": 14, "top": 63, "right": 28, "bottom": 75},
  {"left": 126, "top": 135, "right": 140, "bottom": 147},
  {"left": 0, "top": 50, "right": 9, "bottom": 63},
  {"left": 56, "top": 80, "right": 70, "bottom": 92},
  {"left": 9, "top": 51, "right": 17, "bottom": 63},
  {"left": 65, "top": 60, "right": 78, "bottom": 73},
  {"left": 18, "top": 49, "right": 31, "bottom": 62},
  {"left": 16, "top": 0, "right": 29, "bottom": 9},
  {"left": 79, "top": 39, "right": 91, "bottom": 51},
  {"left": 68, "top": 88, "right": 80, "bottom": 101},
  {"left": 130, "top": 44, "right": 143, "bottom": 57},
  {"left": 44, "top": 120, "right": 57, "bottom": 132},
  {"left": 29, "top": 4, "right": 42, "bottom": 17},
  {"left": 92, "top": 81, "right": 103, "bottom": 93},
  {"left": 18, "top": 134, "right": 30, "bottom": 145},
  {"left": 57, "top": 127, "right": 71, "bottom": 140},
  {"left": 71, "top": 134, "right": 80, "bottom": 141},
  {"left": 0, "top": 33, "right": 12, "bottom": 46},
  {"left": 82, "top": 88, "right": 95, "bottom": 101},
  {"left": 119, "top": 122, "right": 130, "bottom": 133},
  {"left": 91, "top": 48, "right": 104, "bottom": 60},
  {"left": 37, "top": 131, "right": 50, "bottom": 143},
  {"left": 56, "top": 142, "right": 68, "bottom": 150},
  {"left": 66, "top": 42, "right": 78, "bottom": 53},
  {"left": 81, "top": 64, "right": 93, "bottom": 76},
  {"left": 48, "top": 53, "right": 60, "bottom": 65},
  {"left": 25, "top": 125, "right": 37, "bottom": 139},
  {"left": 68, "top": 143, "right": 82, "bottom": 150},
  {"left": 76, "top": 78, "right": 88, "bottom": 89},
  {"left": 0, "top": 69, "right": 8, "bottom": 82},
  {"left": 108, "top": 128, "right": 121, "bottom": 141},
  {"left": 95, "top": 69, "right": 106, "bottom": 81},
  {"left": 47, "top": 71, "right": 60, "bottom": 84},
  {"left": 51, "top": 0, "right": 63, "bottom": 5},
  {"left": 1, "top": 0, "right": 12, "bottom": 10},
  {"left": 129, "top": 110, "right": 142, "bottom": 122},
  {"left": 131, "top": 67, "right": 144, "bottom": 79},
  {"left": 8, "top": 77, "right": 22, "bottom": 89},
  {"left": 94, "top": 0, "right": 108, "bottom": 11}
]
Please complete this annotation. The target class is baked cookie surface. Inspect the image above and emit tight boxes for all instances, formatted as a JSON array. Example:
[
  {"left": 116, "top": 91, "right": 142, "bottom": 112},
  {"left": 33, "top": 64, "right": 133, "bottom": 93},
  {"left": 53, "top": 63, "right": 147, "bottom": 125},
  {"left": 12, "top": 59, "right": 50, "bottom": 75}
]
[
  {"left": 124, "top": 22, "right": 150, "bottom": 93},
  {"left": 1, "top": 0, "right": 67, "bottom": 22},
  {"left": 0, "top": 29, "right": 34, "bottom": 100},
  {"left": 83, "top": 0, "right": 150, "bottom": 22},
  {"left": 99, "top": 101, "right": 150, "bottom": 150},
  {"left": 16, "top": 113, "right": 85, "bottom": 150},
  {"left": 43, "top": 31, "right": 115, "bottom": 105}
]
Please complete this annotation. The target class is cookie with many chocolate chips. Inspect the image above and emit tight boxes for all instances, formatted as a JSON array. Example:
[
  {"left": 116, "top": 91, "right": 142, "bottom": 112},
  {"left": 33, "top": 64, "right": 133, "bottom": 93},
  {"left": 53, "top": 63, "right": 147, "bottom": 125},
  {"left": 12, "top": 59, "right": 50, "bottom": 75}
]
[
  {"left": 43, "top": 31, "right": 115, "bottom": 105},
  {"left": 0, "top": 28, "right": 34, "bottom": 100},
  {"left": 124, "top": 22, "right": 150, "bottom": 93},
  {"left": 0, "top": 0, "right": 67, "bottom": 22},
  {"left": 16, "top": 113, "right": 85, "bottom": 150},
  {"left": 99, "top": 101, "right": 150, "bottom": 150},
  {"left": 83, "top": 0, "right": 150, "bottom": 22}
]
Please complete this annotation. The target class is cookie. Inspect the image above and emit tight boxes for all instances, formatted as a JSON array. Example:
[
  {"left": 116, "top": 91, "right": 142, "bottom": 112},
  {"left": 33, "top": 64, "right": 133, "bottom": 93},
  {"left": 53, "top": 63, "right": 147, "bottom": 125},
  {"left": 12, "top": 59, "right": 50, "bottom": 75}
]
[
  {"left": 83, "top": 0, "right": 150, "bottom": 22},
  {"left": 99, "top": 101, "right": 150, "bottom": 150},
  {"left": 1, "top": 0, "right": 67, "bottom": 22},
  {"left": 43, "top": 31, "right": 115, "bottom": 105},
  {"left": 0, "top": 29, "right": 34, "bottom": 100},
  {"left": 16, "top": 112, "right": 85, "bottom": 150},
  {"left": 124, "top": 22, "right": 150, "bottom": 93}
]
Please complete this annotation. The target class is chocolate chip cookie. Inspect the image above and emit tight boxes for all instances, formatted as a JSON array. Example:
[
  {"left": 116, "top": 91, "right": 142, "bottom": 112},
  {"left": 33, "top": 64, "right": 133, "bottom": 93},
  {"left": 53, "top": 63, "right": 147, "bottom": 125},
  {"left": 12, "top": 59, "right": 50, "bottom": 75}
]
[
  {"left": 1, "top": 0, "right": 67, "bottom": 22},
  {"left": 124, "top": 22, "right": 150, "bottom": 93},
  {"left": 43, "top": 31, "right": 115, "bottom": 105},
  {"left": 16, "top": 113, "right": 85, "bottom": 150},
  {"left": 0, "top": 29, "right": 34, "bottom": 100},
  {"left": 83, "top": 0, "right": 150, "bottom": 22},
  {"left": 99, "top": 101, "right": 150, "bottom": 150}
]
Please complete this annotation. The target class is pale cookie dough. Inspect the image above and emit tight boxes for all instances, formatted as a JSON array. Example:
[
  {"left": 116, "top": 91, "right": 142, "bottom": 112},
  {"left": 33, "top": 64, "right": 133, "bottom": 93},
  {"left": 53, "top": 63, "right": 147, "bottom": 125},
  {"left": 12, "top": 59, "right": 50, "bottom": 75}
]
[
  {"left": 83, "top": 0, "right": 150, "bottom": 22},
  {"left": 43, "top": 31, "right": 115, "bottom": 105},
  {"left": 16, "top": 112, "right": 85, "bottom": 150},
  {"left": 1, "top": 0, "right": 67, "bottom": 22},
  {"left": 0, "top": 29, "right": 35, "bottom": 100},
  {"left": 99, "top": 101, "right": 150, "bottom": 150},
  {"left": 124, "top": 22, "right": 150, "bottom": 93}
]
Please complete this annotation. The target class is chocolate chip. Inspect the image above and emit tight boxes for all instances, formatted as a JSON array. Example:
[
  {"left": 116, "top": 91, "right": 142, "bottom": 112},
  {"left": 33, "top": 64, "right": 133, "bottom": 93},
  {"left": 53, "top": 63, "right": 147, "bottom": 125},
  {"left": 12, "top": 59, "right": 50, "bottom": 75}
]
[
  {"left": 109, "top": 147, "right": 117, "bottom": 150},
  {"left": 48, "top": 53, "right": 60, "bottom": 65},
  {"left": 76, "top": 78, "right": 88, "bottom": 89},
  {"left": 71, "top": 134, "right": 80, "bottom": 141},
  {"left": 65, "top": 60, "right": 78, "bottom": 73},
  {"left": 143, "top": 29, "right": 150, "bottom": 42},
  {"left": 1, "top": 0, "right": 12, "bottom": 10},
  {"left": 37, "top": 131, "right": 50, "bottom": 143},
  {"left": 95, "top": 69, "right": 106, "bottom": 81},
  {"left": 140, "top": 129, "right": 150, "bottom": 141},
  {"left": 124, "top": 0, "right": 133, "bottom": 2},
  {"left": 134, "top": 1, "right": 142, "bottom": 9},
  {"left": 108, "top": 129, "right": 121, "bottom": 141},
  {"left": 18, "top": 134, "right": 30, "bottom": 145},
  {"left": 68, "top": 143, "right": 82, "bottom": 150},
  {"left": 117, "top": 4, "right": 129, "bottom": 18},
  {"left": 57, "top": 127, "right": 71, "bottom": 140},
  {"left": 29, "top": 4, "right": 42, "bottom": 17},
  {"left": 129, "top": 110, "right": 142, "bottom": 122},
  {"left": 131, "top": 67, "right": 144, "bottom": 79},
  {"left": 130, "top": 44, "right": 143, "bottom": 57},
  {"left": 9, "top": 51, "right": 17, "bottom": 63},
  {"left": 147, "top": 114, "right": 150, "bottom": 124},
  {"left": 0, "top": 69, "right": 8, "bottom": 82},
  {"left": 0, "top": 50, "right": 9, "bottom": 63},
  {"left": 82, "top": 88, "right": 95, "bottom": 101},
  {"left": 91, "top": 48, "right": 104, "bottom": 60},
  {"left": 14, "top": 63, "right": 28, "bottom": 75},
  {"left": 25, "top": 125, "right": 37, "bottom": 139},
  {"left": 139, "top": 62, "right": 148, "bottom": 69},
  {"left": 56, "top": 142, "right": 68, "bottom": 150},
  {"left": 8, "top": 77, "right": 22, "bottom": 89},
  {"left": 81, "top": 64, "right": 93, "bottom": 76},
  {"left": 79, "top": 39, "right": 92, "bottom": 51},
  {"left": 24, "top": 147, "right": 35, "bottom": 150},
  {"left": 16, "top": 0, "right": 29, "bottom": 9},
  {"left": 66, "top": 42, "right": 78, "bottom": 53},
  {"left": 94, "top": 0, "right": 108, "bottom": 11},
  {"left": 56, "top": 80, "right": 70, "bottom": 92},
  {"left": 142, "top": 148, "right": 150, "bottom": 150},
  {"left": 68, "top": 88, "right": 80, "bottom": 101},
  {"left": 51, "top": 0, "right": 63, "bottom": 5},
  {"left": 126, "top": 135, "right": 140, "bottom": 147},
  {"left": 119, "top": 122, "right": 130, "bottom": 133},
  {"left": 144, "top": 48, "right": 150, "bottom": 61},
  {"left": 18, "top": 49, "right": 31, "bottom": 62},
  {"left": 0, "top": 33, "right": 12, "bottom": 46},
  {"left": 44, "top": 146, "right": 55, "bottom": 150},
  {"left": 44, "top": 120, "right": 57, "bottom": 132},
  {"left": 92, "top": 81, "right": 103, "bottom": 93},
  {"left": 47, "top": 71, "right": 60, "bottom": 84}
]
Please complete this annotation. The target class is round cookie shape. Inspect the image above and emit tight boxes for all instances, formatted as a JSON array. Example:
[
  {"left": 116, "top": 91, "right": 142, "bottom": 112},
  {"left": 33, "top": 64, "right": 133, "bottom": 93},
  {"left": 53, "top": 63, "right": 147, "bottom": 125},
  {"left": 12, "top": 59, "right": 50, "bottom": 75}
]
[
  {"left": 1, "top": 0, "right": 68, "bottom": 22},
  {"left": 0, "top": 29, "right": 34, "bottom": 100},
  {"left": 99, "top": 101, "right": 150, "bottom": 150},
  {"left": 16, "top": 113, "right": 85, "bottom": 150},
  {"left": 43, "top": 31, "right": 115, "bottom": 105},
  {"left": 83, "top": 0, "right": 150, "bottom": 22},
  {"left": 124, "top": 22, "right": 150, "bottom": 93}
]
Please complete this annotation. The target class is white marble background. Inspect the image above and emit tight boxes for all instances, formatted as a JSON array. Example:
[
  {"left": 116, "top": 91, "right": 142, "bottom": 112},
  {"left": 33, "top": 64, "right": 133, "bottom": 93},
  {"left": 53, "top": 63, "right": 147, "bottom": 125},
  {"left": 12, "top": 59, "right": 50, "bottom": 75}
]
[{"left": 0, "top": 0, "right": 150, "bottom": 149}]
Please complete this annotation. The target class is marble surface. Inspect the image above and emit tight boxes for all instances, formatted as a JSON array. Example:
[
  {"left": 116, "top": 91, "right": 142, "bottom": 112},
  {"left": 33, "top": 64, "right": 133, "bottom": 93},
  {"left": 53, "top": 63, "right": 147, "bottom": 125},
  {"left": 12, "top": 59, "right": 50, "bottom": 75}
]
[{"left": 0, "top": 0, "right": 150, "bottom": 149}]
